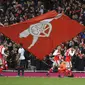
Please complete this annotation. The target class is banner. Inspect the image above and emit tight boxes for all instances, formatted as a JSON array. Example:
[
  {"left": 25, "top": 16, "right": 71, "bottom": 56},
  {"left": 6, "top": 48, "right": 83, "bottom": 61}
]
[{"left": 0, "top": 10, "right": 84, "bottom": 60}]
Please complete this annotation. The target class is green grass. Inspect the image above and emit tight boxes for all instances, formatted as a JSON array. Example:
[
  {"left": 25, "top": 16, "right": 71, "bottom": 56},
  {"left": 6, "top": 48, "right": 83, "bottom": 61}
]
[{"left": 0, "top": 77, "right": 85, "bottom": 85}]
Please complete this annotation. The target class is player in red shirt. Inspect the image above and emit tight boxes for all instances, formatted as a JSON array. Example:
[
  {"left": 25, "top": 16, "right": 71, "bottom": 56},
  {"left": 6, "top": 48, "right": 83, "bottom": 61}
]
[
  {"left": 64, "top": 47, "right": 75, "bottom": 77},
  {"left": 46, "top": 46, "right": 63, "bottom": 76},
  {"left": 0, "top": 44, "right": 8, "bottom": 76}
]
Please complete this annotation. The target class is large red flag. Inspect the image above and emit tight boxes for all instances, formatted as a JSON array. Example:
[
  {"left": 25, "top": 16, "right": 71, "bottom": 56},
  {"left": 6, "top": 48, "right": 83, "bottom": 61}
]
[{"left": 0, "top": 10, "right": 84, "bottom": 60}]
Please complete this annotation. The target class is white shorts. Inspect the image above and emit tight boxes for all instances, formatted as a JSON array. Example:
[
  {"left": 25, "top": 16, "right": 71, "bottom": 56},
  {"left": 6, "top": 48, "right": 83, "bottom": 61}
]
[
  {"left": 53, "top": 60, "right": 60, "bottom": 67},
  {"left": 66, "top": 61, "right": 72, "bottom": 70}
]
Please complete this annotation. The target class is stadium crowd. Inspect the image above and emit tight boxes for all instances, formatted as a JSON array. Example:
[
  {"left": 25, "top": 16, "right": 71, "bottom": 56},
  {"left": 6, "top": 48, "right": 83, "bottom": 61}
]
[{"left": 0, "top": 0, "right": 85, "bottom": 72}]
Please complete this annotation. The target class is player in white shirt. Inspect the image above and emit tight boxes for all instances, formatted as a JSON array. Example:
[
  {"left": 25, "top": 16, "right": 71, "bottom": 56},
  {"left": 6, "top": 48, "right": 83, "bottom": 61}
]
[{"left": 17, "top": 44, "right": 25, "bottom": 76}]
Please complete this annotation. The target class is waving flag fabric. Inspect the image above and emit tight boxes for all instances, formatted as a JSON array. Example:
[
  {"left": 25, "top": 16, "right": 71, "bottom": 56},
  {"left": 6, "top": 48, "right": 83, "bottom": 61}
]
[{"left": 0, "top": 10, "right": 84, "bottom": 60}]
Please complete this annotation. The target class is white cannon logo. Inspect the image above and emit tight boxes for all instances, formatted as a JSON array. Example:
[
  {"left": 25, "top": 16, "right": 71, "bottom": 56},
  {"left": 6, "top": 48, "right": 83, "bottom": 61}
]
[
  {"left": 19, "top": 13, "right": 62, "bottom": 49},
  {"left": 19, "top": 21, "right": 52, "bottom": 49}
]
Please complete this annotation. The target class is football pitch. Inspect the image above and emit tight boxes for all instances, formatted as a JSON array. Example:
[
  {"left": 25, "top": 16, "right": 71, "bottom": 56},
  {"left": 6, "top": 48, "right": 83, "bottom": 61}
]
[{"left": 0, "top": 77, "right": 85, "bottom": 85}]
